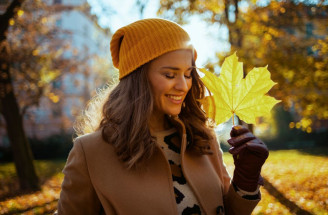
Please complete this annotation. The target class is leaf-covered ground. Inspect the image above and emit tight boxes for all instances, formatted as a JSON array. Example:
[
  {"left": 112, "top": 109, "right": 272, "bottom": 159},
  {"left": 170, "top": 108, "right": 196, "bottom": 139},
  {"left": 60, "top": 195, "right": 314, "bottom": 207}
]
[
  {"left": 223, "top": 148, "right": 328, "bottom": 215},
  {"left": 261, "top": 150, "right": 328, "bottom": 214},
  {"left": 0, "top": 161, "right": 65, "bottom": 215},
  {"left": 0, "top": 149, "right": 327, "bottom": 215}
]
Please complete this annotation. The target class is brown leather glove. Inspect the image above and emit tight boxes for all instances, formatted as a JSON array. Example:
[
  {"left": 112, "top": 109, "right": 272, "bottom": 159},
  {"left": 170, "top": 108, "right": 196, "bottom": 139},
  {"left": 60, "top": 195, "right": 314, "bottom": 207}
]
[{"left": 228, "top": 125, "right": 269, "bottom": 192}]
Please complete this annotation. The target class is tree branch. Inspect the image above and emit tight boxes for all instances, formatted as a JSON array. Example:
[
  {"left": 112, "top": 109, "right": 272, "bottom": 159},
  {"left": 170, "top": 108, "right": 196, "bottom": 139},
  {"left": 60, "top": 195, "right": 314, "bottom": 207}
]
[
  {"left": 0, "top": 0, "right": 25, "bottom": 42},
  {"left": 234, "top": 0, "right": 239, "bottom": 22},
  {"left": 224, "top": 0, "right": 230, "bottom": 25}
]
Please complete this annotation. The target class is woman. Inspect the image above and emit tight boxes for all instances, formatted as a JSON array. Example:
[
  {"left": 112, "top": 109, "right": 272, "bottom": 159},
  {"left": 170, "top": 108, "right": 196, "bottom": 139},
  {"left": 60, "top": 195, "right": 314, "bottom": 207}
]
[{"left": 57, "top": 18, "right": 268, "bottom": 215}]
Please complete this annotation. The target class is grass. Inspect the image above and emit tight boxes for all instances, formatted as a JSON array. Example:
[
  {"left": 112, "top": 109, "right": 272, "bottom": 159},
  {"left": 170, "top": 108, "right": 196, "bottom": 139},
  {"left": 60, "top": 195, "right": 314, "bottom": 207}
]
[{"left": 0, "top": 148, "right": 327, "bottom": 215}]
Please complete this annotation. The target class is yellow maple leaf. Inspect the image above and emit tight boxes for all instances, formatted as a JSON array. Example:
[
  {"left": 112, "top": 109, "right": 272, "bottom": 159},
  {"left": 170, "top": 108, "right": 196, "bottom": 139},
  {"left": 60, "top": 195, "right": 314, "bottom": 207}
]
[{"left": 199, "top": 53, "right": 280, "bottom": 125}]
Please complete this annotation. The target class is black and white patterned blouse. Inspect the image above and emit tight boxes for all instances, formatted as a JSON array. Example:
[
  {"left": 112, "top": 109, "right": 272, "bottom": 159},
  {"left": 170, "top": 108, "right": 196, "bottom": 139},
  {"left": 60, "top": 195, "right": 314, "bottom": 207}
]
[{"left": 152, "top": 128, "right": 203, "bottom": 215}]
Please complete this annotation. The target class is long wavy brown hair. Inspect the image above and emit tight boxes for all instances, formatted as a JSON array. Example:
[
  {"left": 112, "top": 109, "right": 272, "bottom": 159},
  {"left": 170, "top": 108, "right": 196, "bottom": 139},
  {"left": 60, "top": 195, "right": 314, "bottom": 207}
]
[{"left": 74, "top": 60, "right": 215, "bottom": 169}]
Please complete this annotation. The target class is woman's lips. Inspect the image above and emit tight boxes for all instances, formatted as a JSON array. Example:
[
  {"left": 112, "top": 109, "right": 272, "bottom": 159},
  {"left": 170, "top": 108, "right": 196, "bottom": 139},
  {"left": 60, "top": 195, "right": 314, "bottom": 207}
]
[{"left": 166, "top": 94, "right": 183, "bottom": 104}]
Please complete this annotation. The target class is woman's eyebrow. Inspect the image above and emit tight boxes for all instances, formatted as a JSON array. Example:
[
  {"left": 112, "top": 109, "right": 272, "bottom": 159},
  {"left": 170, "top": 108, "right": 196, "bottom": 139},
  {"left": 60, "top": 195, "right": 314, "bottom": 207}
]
[{"left": 161, "top": 66, "right": 195, "bottom": 71}]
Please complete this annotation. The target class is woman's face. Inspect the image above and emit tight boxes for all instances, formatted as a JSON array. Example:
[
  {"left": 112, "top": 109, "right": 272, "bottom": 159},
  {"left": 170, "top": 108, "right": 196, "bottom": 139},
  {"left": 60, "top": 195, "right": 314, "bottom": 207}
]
[{"left": 147, "top": 49, "right": 193, "bottom": 118}]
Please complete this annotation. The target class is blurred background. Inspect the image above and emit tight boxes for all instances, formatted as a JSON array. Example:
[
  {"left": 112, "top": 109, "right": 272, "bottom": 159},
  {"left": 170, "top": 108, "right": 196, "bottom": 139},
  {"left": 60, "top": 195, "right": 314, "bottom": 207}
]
[{"left": 0, "top": 0, "right": 327, "bottom": 214}]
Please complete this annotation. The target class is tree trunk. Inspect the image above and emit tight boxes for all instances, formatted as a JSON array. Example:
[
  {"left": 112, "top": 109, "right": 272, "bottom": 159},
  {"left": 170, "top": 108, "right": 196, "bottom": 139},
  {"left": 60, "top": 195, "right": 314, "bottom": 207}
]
[
  {"left": 0, "top": 0, "right": 39, "bottom": 191},
  {"left": 224, "top": 0, "right": 243, "bottom": 50},
  {"left": 224, "top": 0, "right": 254, "bottom": 133},
  {"left": 0, "top": 63, "right": 40, "bottom": 191}
]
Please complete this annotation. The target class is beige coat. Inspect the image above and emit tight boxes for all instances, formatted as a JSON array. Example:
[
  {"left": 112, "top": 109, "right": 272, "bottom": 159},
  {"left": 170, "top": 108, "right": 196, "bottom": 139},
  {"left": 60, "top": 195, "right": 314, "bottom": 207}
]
[{"left": 57, "top": 117, "right": 259, "bottom": 214}]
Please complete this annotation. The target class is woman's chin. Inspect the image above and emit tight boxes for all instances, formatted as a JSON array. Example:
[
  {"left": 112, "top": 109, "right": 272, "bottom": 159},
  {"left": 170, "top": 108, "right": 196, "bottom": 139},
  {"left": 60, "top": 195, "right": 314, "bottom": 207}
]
[{"left": 166, "top": 109, "right": 182, "bottom": 117}]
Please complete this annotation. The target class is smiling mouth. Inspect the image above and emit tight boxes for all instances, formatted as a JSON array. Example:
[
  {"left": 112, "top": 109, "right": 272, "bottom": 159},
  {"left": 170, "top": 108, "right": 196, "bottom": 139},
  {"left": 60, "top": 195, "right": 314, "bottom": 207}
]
[{"left": 166, "top": 95, "right": 183, "bottom": 101}]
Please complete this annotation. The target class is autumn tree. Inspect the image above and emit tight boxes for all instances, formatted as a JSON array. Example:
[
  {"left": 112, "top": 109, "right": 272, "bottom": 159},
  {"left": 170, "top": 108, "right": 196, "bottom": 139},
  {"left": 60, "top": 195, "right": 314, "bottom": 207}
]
[
  {"left": 231, "top": 2, "right": 328, "bottom": 132},
  {"left": 0, "top": 0, "right": 38, "bottom": 191},
  {"left": 158, "top": 0, "right": 328, "bottom": 131},
  {"left": 0, "top": 0, "right": 84, "bottom": 191},
  {"left": 158, "top": 0, "right": 243, "bottom": 49}
]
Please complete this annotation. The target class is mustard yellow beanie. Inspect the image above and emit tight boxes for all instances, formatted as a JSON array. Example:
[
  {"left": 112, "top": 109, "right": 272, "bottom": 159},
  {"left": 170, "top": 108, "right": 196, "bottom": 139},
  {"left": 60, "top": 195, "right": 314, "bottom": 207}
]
[{"left": 110, "top": 18, "right": 197, "bottom": 79}]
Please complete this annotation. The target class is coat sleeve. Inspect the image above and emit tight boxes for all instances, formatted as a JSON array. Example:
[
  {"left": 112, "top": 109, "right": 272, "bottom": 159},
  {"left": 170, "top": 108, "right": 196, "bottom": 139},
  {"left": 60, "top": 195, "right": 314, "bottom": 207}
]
[
  {"left": 57, "top": 138, "right": 105, "bottom": 215},
  {"left": 213, "top": 137, "right": 260, "bottom": 215}
]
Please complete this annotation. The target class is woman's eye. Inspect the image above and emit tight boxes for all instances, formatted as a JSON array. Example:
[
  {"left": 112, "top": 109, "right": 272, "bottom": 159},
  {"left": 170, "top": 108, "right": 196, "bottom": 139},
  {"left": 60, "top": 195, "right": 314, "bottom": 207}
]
[
  {"left": 165, "top": 74, "right": 175, "bottom": 79},
  {"left": 184, "top": 74, "right": 192, "bottom": 79},
  {"left": 184, "top": 72, "right": 192, "bottom": 79}
]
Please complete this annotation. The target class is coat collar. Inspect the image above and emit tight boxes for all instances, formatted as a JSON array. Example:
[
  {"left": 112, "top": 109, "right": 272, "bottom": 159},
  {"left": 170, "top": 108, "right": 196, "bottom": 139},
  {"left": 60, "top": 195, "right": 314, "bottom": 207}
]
[{"left": 167, "top": 115, "right": 224, "bottom": 214}]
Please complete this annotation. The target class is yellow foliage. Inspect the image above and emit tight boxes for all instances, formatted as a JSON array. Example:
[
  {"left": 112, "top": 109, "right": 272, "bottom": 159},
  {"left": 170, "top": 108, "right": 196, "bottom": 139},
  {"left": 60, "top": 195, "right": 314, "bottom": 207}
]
[
  {"left": 264, "top": 33, "right": 272, "bottom": 41},
  {"left": 158, "top": 0, "right": 328, "bottom": 129},
  {"left": 199, "top": 53, "right": 280, "bottom": 125},
  {"left": 41, "top": 17, "right": 47, "bottom": 24},
  {"left": 306, "top": 127, "right": 312, "bottom": 133},
  {"left": 300, "top": 118, "right": 312, "bottom": 131},
  {"left": 40, "top": 70, "right": 60, "bottom": 85},
  {"left": 323, "top": 111, "right": 328, "bottom": 118},
  {"left": 250, "top": 24, "right": 260, "bottom": 34},
  {"left": 261, "top": 13, "right": 269, "bottom": 22},
  {"left": 32, "top": 49, "right": 40, "bottom": 56},
  {"left": 296, "top": 122, "right": 301, "bottom": 129},
  {"left": 9, "top": 19, "right": 15, "bottom": 26},
  {"left": 17, "top": 9, "right": 24, "bottom": 17},
  {"left": 282, "top": 70, "right": 295, "bottom": 81},
  {"left": 48, "top": 93, "right": 60, "bottom": 103}
]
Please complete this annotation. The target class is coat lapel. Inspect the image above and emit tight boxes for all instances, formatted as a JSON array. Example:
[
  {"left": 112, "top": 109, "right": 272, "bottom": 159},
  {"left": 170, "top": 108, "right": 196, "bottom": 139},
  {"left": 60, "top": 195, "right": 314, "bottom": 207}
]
[{"left": 170, "top": 116, "right": 224, "bottom": 215}]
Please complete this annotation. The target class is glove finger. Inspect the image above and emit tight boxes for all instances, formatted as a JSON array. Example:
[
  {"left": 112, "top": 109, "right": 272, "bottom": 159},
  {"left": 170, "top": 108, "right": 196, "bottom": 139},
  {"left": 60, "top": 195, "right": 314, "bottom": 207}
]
[
  {"left": 258, "top": 175, "right": 264, "bottom": 186},
  {"left": 229, "top": 144, "right": 247, "bottom": 155},
  {"left": 230, "top": 125, "right": 249, "bottom": 137},
  {"left": 228, "top": 131, "right": 255, "bottom": 147},
  {"left": 246, "top": 139, "right": 269, "bottom": 159}
]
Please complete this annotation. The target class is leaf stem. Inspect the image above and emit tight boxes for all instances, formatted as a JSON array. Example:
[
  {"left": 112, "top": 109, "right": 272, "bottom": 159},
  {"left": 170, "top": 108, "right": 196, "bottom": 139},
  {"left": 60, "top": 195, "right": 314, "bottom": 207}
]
[{"left": 232, "top": 113, "right": 235, "bottom": 126}]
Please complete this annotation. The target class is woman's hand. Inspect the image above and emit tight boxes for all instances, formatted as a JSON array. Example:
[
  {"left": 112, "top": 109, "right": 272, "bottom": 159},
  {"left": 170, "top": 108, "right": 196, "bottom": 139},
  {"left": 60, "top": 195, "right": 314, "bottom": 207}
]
[{"left": 228, "top": 125, "right": 269, "bottom": 192}]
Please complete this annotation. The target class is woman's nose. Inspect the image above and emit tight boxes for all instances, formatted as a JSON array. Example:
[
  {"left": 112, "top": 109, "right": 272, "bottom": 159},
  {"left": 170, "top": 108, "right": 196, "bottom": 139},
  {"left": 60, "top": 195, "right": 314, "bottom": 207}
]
[{"left": 175, "top": 76, "right": 190, "bottom": 92}]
